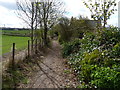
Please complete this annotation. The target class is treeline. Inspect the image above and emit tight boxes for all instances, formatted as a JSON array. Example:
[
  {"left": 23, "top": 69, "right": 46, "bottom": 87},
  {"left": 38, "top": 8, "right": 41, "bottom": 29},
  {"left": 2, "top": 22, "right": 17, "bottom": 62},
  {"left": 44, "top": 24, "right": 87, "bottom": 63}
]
[
  {"left": 16, "top": 0, "right": 64, "bottom": 46},
  {"left": 1, "top": 27, "right": 29, "bottom": 30},
  {"left": 48, "top": 16, "right": 101, "bottom": 44}
]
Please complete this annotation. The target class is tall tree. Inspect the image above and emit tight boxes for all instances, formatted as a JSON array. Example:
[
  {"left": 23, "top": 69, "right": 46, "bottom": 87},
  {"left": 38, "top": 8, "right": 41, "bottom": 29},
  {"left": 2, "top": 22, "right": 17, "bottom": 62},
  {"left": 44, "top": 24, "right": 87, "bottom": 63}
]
[
  {"left": 16, "top": 0, "right": 64, "bottom": 46},
  {"left": 37, "top": 0, "right": 64, "bottom": 46},
  {"left": 16, "top": 0, "right": 37, "bottom": 51},
  {"left": 58, "top": 17, "right": 71, "bottom": 42},
  {"left": 83, "top": 0, "right": 117, "bottom": 28}
]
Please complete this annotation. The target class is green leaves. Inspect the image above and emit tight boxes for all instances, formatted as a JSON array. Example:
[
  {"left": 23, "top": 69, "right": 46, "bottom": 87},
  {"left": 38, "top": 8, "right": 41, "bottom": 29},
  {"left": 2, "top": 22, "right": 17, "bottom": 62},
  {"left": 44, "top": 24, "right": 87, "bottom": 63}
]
[
  {"left": 112, "top": 43, "right": 120, "bottom": 58},
  {"left": 91, "top": 66, "right": 120, "bottom": 88},
  {"left": 62, "top": 26, "right": 120, "bottom": 88},
  {"left": 83, "top": 0, "right": 117, "bottom": 26},
  {"left": 62, "top": 38, "right": 81, "bottom": 58}
]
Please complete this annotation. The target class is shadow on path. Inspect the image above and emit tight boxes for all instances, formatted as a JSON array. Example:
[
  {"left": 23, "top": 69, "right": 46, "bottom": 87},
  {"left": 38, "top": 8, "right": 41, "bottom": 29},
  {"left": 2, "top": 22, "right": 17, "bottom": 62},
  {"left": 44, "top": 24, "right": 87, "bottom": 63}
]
[{"left": 19, "top": 40, "right": 79, "bottom": 88}]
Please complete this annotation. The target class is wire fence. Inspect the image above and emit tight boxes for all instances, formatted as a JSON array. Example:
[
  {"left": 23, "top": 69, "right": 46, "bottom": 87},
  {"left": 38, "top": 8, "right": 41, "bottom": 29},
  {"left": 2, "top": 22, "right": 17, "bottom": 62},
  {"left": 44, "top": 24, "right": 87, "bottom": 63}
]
[
  {"left": 1, "top": 37, "right": 44, "bottom": 88},
  {"left": 1, "top": 38, "right": 42, "bottom": 55},
  {"left": 2, "top": 38, "right": 44, "bottom": 70}
]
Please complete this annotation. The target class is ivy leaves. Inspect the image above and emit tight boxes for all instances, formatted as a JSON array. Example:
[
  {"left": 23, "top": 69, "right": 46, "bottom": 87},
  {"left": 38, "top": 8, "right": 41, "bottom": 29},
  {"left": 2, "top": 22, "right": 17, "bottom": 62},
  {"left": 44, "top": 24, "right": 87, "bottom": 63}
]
[{"left": 62, "top": 26, "right": 120, "bottom": 88}]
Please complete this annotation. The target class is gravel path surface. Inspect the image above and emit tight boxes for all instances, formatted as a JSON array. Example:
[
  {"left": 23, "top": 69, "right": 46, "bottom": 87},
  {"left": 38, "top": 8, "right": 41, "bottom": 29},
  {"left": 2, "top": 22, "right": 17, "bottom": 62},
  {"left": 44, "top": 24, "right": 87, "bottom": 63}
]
[{"left": 19, "top": 40, "right": 79, "bottom": 88}]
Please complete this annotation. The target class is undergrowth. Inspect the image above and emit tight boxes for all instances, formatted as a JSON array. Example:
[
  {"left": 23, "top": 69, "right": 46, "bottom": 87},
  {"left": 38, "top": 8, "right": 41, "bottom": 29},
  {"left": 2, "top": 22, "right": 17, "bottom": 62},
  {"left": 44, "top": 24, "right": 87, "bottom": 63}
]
[
  {"left": 2, "top": 55, "right": 42, "bottom": 89},
  {"left": 62, "top": 27, "right": 120, "bottom": 88}
]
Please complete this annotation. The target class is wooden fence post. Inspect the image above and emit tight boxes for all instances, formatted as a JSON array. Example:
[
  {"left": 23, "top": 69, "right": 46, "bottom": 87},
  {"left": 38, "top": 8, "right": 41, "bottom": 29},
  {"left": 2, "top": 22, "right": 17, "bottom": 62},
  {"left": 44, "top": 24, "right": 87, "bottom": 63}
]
[
  {"left": 12, "top": 43, "right": 16, "bottom": 88},
  {"left": 41, "top": 38, "right": 43, "bottom": 47},
  {"left": 12, "top": 43, "right": 15, "bottom": 69},
  {"left": 31, "top": 39, "right": 34, "bottom": 55},
  {"left": 40, "top": 38, "right": 41, "bottom": 48},
  {"left": 28, "top": 40, "right": 30, "bottom": 58},
  {"left": 35, "top": 39, "right": 37, "bottom": 54}
]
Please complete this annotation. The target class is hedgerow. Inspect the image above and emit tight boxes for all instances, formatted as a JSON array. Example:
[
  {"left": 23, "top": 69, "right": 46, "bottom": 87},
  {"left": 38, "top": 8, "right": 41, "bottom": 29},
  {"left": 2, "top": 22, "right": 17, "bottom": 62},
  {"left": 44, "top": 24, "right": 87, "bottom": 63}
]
[{"left": 62, "top": 27, "right": 120, "bottom": 88}]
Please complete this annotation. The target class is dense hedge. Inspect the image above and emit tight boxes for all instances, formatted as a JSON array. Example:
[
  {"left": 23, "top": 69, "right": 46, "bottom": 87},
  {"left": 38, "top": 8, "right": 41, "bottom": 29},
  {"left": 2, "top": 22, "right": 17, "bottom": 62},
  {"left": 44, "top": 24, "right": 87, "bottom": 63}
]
[{"left": 62, "top": 27, "right": 120, "bottom": 88}]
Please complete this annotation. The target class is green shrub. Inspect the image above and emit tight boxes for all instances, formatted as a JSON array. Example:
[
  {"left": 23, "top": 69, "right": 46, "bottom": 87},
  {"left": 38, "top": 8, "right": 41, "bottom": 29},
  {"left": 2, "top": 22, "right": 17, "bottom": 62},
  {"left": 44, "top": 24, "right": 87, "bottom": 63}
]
[
  {"left": 58, "top": 30, "right": 72, "bottom": 44},
  {"left": 2, "top": 68, "right": 28, "bottom": 88},
  {"left": 111, "top": 42, "right": 120, "bottom": 58},
  {"left": 68, "top": 52, "right": 82, "bottom": 73},
  {"left": 48, "top": 29, "right": 58, "bottom": 39},
  {"left": 34, "top": 29, "right": 44, "bottom": 40},
  {"left": 103, "top": 58, "right": 115, "bottom": 67},
  {"left": 80, "top": 32, "right": 100, "bottom": 53},
  {"left": 112, "top": 64, "right": 120, "bottom": 72},
  {"left": 91, "top": 66, "right": 120, "bottom": 88},
  {"left": 99, "top": 28, "right": 120, "bottom": 50},
  {"left": 62, "top": 27, "right": 120, "bottom": 88},
  {"left": 62, "top": 39, "right": 81, "bottom": 57},
  {"left": 80, "top": 65, "right": 97, "bottom": 83},
  {"left": 79, "top": 49, "right": 103, "bottom": 83},
  {"left": 81, "top": 49, "right": 102, "bottom": 65}
]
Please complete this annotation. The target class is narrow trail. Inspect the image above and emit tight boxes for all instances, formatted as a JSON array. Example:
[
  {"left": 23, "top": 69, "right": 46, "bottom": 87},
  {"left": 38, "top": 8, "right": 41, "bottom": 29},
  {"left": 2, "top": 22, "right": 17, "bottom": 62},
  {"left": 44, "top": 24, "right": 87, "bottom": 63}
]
[{"left": 19, "top": 40, "right": 79, "bottom": 88}]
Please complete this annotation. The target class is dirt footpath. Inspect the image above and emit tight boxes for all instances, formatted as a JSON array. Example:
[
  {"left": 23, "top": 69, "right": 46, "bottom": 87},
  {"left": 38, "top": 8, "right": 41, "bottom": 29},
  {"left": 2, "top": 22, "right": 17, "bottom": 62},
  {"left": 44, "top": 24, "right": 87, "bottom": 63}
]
[{"left": 19, "top": 40, "right": 79, "bottom": 88}]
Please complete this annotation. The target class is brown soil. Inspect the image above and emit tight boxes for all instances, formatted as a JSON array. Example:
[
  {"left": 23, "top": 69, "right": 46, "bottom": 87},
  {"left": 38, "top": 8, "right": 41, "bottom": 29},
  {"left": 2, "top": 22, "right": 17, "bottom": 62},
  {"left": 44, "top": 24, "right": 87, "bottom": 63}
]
[{"left": 19, "top": 40, "right": 79, "bottom": 88}]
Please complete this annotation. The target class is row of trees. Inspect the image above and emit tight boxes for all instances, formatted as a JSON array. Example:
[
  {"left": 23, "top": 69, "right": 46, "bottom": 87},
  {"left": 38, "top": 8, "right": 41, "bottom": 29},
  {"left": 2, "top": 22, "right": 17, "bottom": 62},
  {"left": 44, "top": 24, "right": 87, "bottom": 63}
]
[
  {"left": 50, "top": 16, "right": 94, "bottom": 43},
  {"left": 16, "top": 0, "right": 64, "bottom": 47},
  {"left": 16, "top": 0, "right": 117, "bottom": 47}
]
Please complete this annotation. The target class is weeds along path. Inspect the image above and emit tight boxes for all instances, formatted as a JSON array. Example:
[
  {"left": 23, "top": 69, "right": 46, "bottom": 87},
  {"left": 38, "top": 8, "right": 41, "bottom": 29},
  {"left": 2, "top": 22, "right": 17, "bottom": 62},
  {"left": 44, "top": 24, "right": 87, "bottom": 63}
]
[{"left": 19, "top": 40, "right": 79, "bottom": 88}]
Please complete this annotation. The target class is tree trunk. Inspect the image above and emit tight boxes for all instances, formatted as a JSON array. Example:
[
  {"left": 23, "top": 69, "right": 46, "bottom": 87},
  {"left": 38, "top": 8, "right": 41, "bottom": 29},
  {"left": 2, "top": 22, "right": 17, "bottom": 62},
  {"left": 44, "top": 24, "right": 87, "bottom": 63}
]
[
  {"left": 31, "top": 2, "right": 34, "bottom": 52},
  {"left": 103, "top": 1, "right": 106, "bottom": 29},
  {"left": 43, "top": 3, "right": 48, "bottom": 46},
  {"left": 44, "top": 26, "right": 48, "bottom": 46}
]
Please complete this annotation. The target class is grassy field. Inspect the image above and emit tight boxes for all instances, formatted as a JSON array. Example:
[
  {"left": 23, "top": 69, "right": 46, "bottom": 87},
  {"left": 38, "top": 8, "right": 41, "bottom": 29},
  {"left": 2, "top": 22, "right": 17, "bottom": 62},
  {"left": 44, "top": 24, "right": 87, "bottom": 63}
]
[
  {"left": 2, "top": 35, "right": 30, "bottom": 54},
  {"left": 2, "top": 30, "right": 30, "bottom": 35}
]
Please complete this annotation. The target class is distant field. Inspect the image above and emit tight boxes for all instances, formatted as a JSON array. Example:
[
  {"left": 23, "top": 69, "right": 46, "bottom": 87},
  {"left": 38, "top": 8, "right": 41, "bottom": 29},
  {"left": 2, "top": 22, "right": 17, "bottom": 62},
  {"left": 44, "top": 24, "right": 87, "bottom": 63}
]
[
  {"left": 2, "top": 35, "right": 30, "bottom": 54},
  {"left": 2, "top": 30, "right": 30, "bottom": 35}
]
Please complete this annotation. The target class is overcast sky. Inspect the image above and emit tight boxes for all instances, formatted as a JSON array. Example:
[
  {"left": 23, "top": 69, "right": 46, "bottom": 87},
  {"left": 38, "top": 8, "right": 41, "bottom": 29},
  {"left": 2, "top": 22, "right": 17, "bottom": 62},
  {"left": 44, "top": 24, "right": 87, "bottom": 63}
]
[{"left": 0, "top": 0, "right": 120, "bottom": 28}]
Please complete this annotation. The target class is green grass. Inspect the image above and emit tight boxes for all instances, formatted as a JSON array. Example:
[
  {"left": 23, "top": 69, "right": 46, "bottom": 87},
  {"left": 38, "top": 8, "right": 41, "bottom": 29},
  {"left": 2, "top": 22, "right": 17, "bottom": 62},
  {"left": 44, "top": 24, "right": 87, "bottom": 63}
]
[
  {"left": 2, "top": 35, "right": 30, "bottom": 54},
  {"left": 2, "top": 30, "right": 30, "bottom": 35}
]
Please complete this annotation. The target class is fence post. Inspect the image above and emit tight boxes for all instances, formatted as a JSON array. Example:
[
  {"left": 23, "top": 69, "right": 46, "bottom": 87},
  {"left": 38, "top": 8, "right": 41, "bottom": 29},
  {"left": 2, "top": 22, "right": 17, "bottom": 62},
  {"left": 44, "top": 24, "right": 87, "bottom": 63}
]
[
  {"left": 12, "top": 43, "right": 15, "bottom": 69},
  {"left": 12, "top": 43, "right": 16, "bottom": 88},
  {"left": 35, "top": 39, "right": 37, "bottom": 54},
  {"left": 40, "top": 38, "right": 41, "bottom": 47},
  {"left": 28, "top": 40, "right": 30, "bottom": 58},
  {"left": 31, "top": 39, "right": 34, "bottom": 55},
  {"left": 41, "top": 38, "right": 43, "bottom": 47}
]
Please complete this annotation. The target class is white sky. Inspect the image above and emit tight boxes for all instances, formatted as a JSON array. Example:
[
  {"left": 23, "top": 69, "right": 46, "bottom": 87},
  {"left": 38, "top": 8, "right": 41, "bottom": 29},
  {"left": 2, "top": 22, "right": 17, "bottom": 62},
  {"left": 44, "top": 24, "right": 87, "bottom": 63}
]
[{"left": 0, "top": 0, "right": 120, "bottom": 28}]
